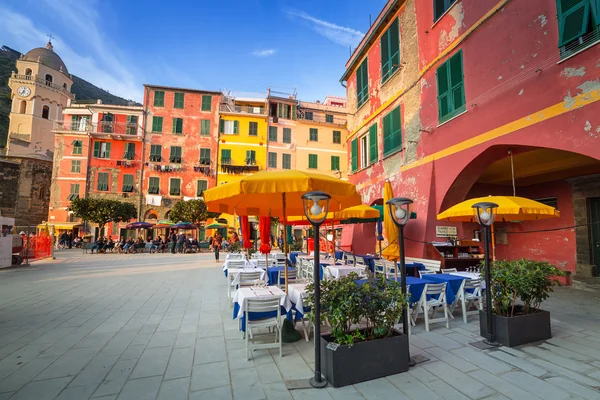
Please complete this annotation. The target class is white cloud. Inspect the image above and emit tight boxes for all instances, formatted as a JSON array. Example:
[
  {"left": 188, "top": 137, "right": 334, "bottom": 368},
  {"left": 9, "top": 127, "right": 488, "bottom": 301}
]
[
  {"left": 287, "top": 10, "right": 364, "bottom": 48},
  {"left": 252, "top": 49, "right": 277, "bottom": 57},
  {"left": 0, "top": 2, "right": 143, "bottom": 102}
]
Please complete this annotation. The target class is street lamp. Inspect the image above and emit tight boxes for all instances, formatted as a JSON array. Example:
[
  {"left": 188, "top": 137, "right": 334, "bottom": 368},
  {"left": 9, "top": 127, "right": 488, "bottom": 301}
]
[
  {"left": 386, "top": 197, "right": 414, "bottom": 366},
  {"left": 472, "top": 201, "right": 499, "bottom": 347},
  {"left": 302, "top": 191, "right": 331, "bottom": 389}
]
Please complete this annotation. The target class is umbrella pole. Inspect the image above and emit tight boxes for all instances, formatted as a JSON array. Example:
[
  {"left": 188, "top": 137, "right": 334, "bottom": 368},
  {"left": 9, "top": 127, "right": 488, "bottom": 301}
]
[
  {"left": 282, "top": 194, "right": 289, "bottom": 293},
  {"left": 491, "top": 223, "right": 496, "bottom": 261}
]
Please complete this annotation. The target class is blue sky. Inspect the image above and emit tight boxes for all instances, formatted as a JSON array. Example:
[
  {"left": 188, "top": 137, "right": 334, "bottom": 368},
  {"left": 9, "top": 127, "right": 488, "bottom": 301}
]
[{"left": 0, "top": 0, "right": 387, "bottom": 102}]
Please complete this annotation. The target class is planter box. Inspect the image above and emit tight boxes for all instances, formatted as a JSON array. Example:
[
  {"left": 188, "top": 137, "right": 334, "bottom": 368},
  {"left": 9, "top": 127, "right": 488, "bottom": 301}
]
[
  {"left": 320, "top": 330, "right": 409, "bottom": 387},
  {"left": 479, "top": 308, "right": 551, "bottom": 347}
]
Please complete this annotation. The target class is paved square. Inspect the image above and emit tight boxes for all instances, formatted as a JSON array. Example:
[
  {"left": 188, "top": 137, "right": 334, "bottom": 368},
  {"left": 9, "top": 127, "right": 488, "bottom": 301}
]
[{"left": 0, "top": 251, "right": 598, "bottom": 399}]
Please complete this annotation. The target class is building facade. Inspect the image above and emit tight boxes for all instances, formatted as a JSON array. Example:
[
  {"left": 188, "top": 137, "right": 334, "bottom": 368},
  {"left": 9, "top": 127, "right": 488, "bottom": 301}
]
[
  {"left": 343, "top": 0, "right": 600, "bottom": 277},
  {"left": 141, "top": 85, "right": 221, "bottom": 221},
  {"left": 2, "top": 41, "right": 73, "bottom": 227},
  {"left": 49, "top": 101, "right": 144, "bottom": 237},
  {"left": 265, "top": 89, "right": 299, "bottom": 173}
]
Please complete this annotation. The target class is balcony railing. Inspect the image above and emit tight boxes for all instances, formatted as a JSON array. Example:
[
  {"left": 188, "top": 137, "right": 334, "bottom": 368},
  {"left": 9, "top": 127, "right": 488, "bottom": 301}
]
[
  {"left": 296, "top": 112, "right": 347, "bottom": 126},
  {"left": 11, "top": 73, "right": 72, "bottom": 96},
  {"left": 53, "top": 121, "right": 142, "bottom": 136},
  {"left": 219, "top": 104, "right": 266, "bottom": 115},
  {"left": 220, "top": 160, "right": 260, "bottom": 175}
]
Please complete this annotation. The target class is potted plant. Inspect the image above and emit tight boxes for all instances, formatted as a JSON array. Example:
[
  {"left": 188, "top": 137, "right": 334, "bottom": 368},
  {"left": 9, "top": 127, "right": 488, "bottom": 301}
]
[
  {"left": 305, "top": 274, "right": 409, "bottom": 387},
  {"left": 479, "top": 258, "right": 565, "bottom": 347}
]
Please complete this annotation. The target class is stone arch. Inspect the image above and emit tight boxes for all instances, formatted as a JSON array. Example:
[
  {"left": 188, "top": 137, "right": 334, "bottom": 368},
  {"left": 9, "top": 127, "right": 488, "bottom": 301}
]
[
  {"left": 19, "top": 100, "right": 26, "bottom": 114},
  {"left": 45, "top": 73, "right": 53, "bottom": 84},
  {"left": 24, "top": 68, "right": 32, "bottom": 76},
  {"left": 164, "top": 210, "right": 171, "bottom": 220},
  {"left": 41, "top": 105, "right": 50, "bottom": 119},
  {"left": 144, "top": 209, "right": 158, "bottom": 220}
]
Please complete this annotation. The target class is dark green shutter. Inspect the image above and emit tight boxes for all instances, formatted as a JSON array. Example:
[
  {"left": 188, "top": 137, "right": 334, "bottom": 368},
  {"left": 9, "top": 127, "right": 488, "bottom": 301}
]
[
  {"left": 291, "top": 104, "right": 297, "bottom": 120},
  {"left": 437, "top": 62, "right": 450, "bottom": 120},
  {"left": 202, "top": 95, "right": 212, "bottom": 111},
  {"left": 331, "top": 156, "right": 340, "bottom": 171},
  {"left": 277, "top": 103, "right": 283, "bottom": 118},
  {"left": 309, "top": 154, "right": 317, "bottom": 169},
  {"left": 381, "top": 25, "right": 390, "bottom": 80},
  {"left": 391, "top": 107, "right": 402, "bottom": 151},
  {"left": 449, "top": 51, "right": 465, "bottom": 111},
  {"left": 201, "top": 120, "right": 210, "bottom": 136},
  {"left": 71, "top": 115, "right": 77, "bottom": 130},
  {"left": 369, "top": 124, "right": 378, "bottom": 164},
  {"left": 383, "top": 114, "right": 392, "bottom": 155},
  {"left": 351, "top": 138, "right": 358, "bottom": 171},
  {"left": 220, "top": 119, "right": 224, "bottom": 133},
  {"left": 233, "top": 121, "right": 239, "bottom": 134},
  {"left": 93, "top": 141, "right": 100, "bottom": 158},
  {"left": 558, "top": 0, "right": 591, "bottom": 46}
]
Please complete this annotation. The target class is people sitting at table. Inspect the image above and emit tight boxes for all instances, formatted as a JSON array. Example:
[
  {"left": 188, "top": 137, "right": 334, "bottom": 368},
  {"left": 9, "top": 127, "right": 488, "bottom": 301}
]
[
  {"left": 91, "top": 237, "right": 105, "bottom": 254},
  {"left": 150, "top": 237, "right": 161, "bottom": 253},
  {"left": 104, "top": 238, "right": 115, "bottom": 252},
  {"left": 114, "top": 236, "right": 125, "bottom": 253},
  {"left": 122, "top": 237, "right": 134, "bottom": 253}
]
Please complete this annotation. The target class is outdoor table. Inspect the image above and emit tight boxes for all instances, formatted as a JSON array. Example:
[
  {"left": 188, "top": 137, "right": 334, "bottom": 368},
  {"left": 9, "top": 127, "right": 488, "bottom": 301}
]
[
  {"left": 266, "top": 266, "right": 295, "bottom": 286},
  {"left": 354, "top": 254, "right": 379, "bottom": 271},
  {"left": 287, "top": 283, "right": 309, "bottom": 320},
  {"left": 228, "top": 267, "right": 267, "bottom": 286},
  {"left": 421, "top": 273, "right": 468, "bottom": 304},
  {"left": 384, "top": 276, "right": 429, "bottom": 304},
  {"left": 222, "top": 260, "right": 256, "bottom": 276},
  {"left": 225, "top": 254, "right": 246, "bottom": 261},
  {"left": 232, "top": 286, "right": 291, "bottom": 332},
  {"left": 450, "top": 272, "right": 485, "bottom": 289},
  {"left": 327, "top": 265, "right": 366, "bottom": 279},
  {"left": 289, "top": 252, "right": 307, "bottom": 265},
  {"left": 403, "top": 262, "right": 426, "bottom": 277},
  {"left": 318, "top": 259, "right": 344, "bottom": 280},
  {"left": 335, "top": 251, "right": 344, "bottom": 259}
]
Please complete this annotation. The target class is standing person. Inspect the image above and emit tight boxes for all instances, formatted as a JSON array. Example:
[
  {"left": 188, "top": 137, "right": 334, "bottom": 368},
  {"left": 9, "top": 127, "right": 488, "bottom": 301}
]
[
  {"left": 170, "top": 230, "right": 177, "bottom": 254},
  {"left": 213, "top": 233, "right": 223, "bottom": 262},
  {"left": 177, "top": 232, "right": 185, "bottom": 253},
  {"left": 68, "top": 232, "right": 73, "bottom": 249}
]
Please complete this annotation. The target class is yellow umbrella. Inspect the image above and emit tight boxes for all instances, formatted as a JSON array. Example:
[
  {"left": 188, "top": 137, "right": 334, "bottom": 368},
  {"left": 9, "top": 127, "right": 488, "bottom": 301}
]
[
  {"left": 285, "top": 204, "right": 380, "bottom": 225},
  {"left": 437, "top": 196, "right": 560, "bottom": 222},
  {"left": 382, "top": 181, "right": 400, "bottom": 262}
]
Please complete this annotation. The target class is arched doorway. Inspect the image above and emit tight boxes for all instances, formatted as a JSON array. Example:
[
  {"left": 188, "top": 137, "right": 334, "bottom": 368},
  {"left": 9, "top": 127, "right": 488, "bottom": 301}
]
[
  {"left": 19, "top": 100, "right": 26, "bottom": 114},
  {"left": 41, "top": 105, "right": 50, "bottom": 119},
  {"left": 144, "top": 210, "right": 158, "bottom": 221}
]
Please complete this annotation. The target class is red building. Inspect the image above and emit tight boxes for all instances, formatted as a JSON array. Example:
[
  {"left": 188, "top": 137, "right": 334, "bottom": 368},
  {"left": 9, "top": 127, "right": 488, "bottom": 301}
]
[
  {"left": 343, "top": 0, "right": 600, "bottom": 278},
  {"left": 141, "top": 85, "right": 221, "bottom": 223},
  {"left": 50, "top": 100, "right": 144, "bottom": 238}
]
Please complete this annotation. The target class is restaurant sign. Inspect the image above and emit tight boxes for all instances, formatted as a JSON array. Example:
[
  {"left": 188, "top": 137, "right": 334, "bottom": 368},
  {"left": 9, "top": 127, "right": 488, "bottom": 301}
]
[{"left": 436, "top": 226, "right": 457, "bottom": 238}]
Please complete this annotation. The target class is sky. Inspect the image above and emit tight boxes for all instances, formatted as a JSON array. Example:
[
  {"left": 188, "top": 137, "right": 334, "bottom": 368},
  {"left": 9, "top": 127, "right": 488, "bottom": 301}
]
[{"left": 0, "top": 0, "right": 387, "bottom": 103}]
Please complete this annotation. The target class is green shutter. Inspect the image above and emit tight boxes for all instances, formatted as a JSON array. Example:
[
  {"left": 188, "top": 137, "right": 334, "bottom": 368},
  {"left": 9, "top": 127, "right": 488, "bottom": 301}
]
[
  {"left": 149, "top": 177, "right": 159, "bottom": 194},
  {"left": 201, "top": 95, "right": 212, "bottom": 111},
  {"left": 381, "top": 19, "right": 400, "bottom": 83},
  {"left": 437, "top": 50, "right": 465, "bottom": 122},
  {"left": 154, "top": 91, "right": 164, "bottom": 106},
  {"left": 308, "top": 154, "right": 318, "bottom": 169},
  {"left": 558, "top": 0, "right": 591, "bottom": 47},
  {"left": 351, "top": 138, "right": 358, "bottom": 171},
  {"left": 357, "top": 58, "right": 369, "bottom": 107},
  {"left": 391, "top": 106, "right": 402, "bottom": 152},
  {"left": 105, "top": 142, "right": 111, "bottom": 158},
  {"left": 269, "top": 126, "right": 277, "bottom": 142},
  {"left": 197, "top": 180, "right": 207, "bottom": 196},
  {"left": 369, "top": 124, "right": 378, "bottom": 164},
  {"left": 152, "top": 116, "right": 163, "bottom": 132},
  {"left": 382, "top": 114, "right": 392, "bottom": 155},
  {"left": 291, "top": 104, "right": 297, "bottom": 120},
  {"left": 201, "top": 119, "right": 210, "bottom": 136},
  {"left": 174, "top": 93, "right": 184, "bottom": 108},
  {"left": 233, "top": 120, "right": 239, "bottom": 134},
  {"left": 331, "top": 156, "right": 340, "bottom": 171},
  {"left": 220, "top": 119, "right": 224, "bottom": 133},
  {"left": 93, "top": 141, "right": 100, "bottom": 158},
  {"left": 277, "top": 103, "right": 283, "bottom": 118},
  {"left": 436, "top": 62, "right": 450, "bottom": 120},
  {"left": 172, "top": 118, "right": 183, "bottom": 134},
  {"left": 123, "top": 174, "right": 134, "bottom": 192},
  {"left": 221, "top": 149, "right": 231, "bottom": 163},
  {"left": 449, "top": 51, "right": 465, "bottom": 111},
  {"left": 71, "top": 115, "right": 77, "bottom": 130}
]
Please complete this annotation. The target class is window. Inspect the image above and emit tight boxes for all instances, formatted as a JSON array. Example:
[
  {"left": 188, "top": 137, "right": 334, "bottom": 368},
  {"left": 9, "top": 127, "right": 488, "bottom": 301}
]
[
  {"left": 557, "top": 0, "right": 600, "bottom": 56},
  {"left": 71, "top": 115, "right": 89, "bottom": 131},
  {"left": 170, "top": 146, "right": 182, "bottom": 163},
  {"left": 221, "top": 149, "right": 231, "bottom": 164},
  {"left": 304, "top": 111, "right": 314, "bottom": 121},
  {"left": 41, "top": 105, "right": 50, "bottom": 119},
  {"left": 333, "top": 130, "right": 341, "bottom": 144},
  {"left": 434, "top": 0, "right": 458, "bottom": 22},
  {"left": 67, "top": 184, "right": 79, "bottom": 201},
  {"left": 351, "top": 138, "right": 358, "bottom": 172},
  {"left": 72, "top": 140, "right": 82, "bottom": 155},
  {"left": 283, "top": 128, "right": 292, "bottom": 143},
  {"left": 101, "top": 113, "right": 113, "bottom": 133},
  {"left": 309, "top": 128, "right": 318, "bottom": 142},
  {"left": 269, "top": 126, "right": 278, "bottom": 142},
  {"left": 356, "top": 58, "right": 369, "bottom": 108},
  {"left": 170, "top": 178, "right": 181, "bottom": 196},
  {"left": 308, "top": 154, "right": 318, "bottom": 169},
  {"left": 200, "top": 119, "right": 211, "bottom": 136},
  {"left": 63, "top": 83, "right": 68, "bottom": 90},
  {"left": 71, "top": 160, "right": 81, "bottom": 173},
  {"left": 436, "top": 50, "right": 465, "bottom": 123},
  {"left": 381, "top": 18, "right": 400, "bottom": 83},
  {"left": 199, "top": 148, "right": 211, "bottom": 165},
  {"left": 123, "top": 143, "right": 136, "bottom": 160},
  {"left": 97, "top": 172, "right": 109, "bottom": 191},
  {"left": 360, "top": 135, "right": 369, "bottom": 169},
  {"left": 126, "top": 115, "right": 138, "bottom": 135},
  {"left": 326, "top": 114, "right": 334, "bottom": 123},
  {"left": 249, "top": 121, "right": 258, "bottom": 136},
  {"left": 220, "top": 120, "right": 239, "bottom": 134},
  {"left": 331, "top": 156, "right": 340, "bottom": 171},
  {"left": 19, "top": 100, "right": 26, "bottom": 114},
  {"left": 174, "top": 92, "right": 184, "bottom": 109},
  {"left": 93, "top": 141, "right": 111, "bottom": 158},
  {"left": 122, "top": 174, "right": 134, "bottom": 192},
  {"left": 277, "top": 103, "right": 291, "bottom": 119},
  {"left": 197, "top": 180, "right": 208, "bottom": 197},
  {"left": 148, "top": 177, "right": 160, "bottom": 194},
  {"left": 245, "top": 150, "right": 256, "bottom": 165},
  {"left": 152, "top": 116, "right": 163, "bottom": 133},
  {"left": 24, "top": 68, "right": 32, "bottom": 76},
  {"left": 268, "top": 152, "right": 277, "bottom": 168},
  {"left": 282, "top": 154, "right": 291, "bottom": 170},
  {"left": 154, "top": 90, "right": 165, "bottom": 107},
  {"left": 535, "top": 197, "right": 559, "bottom": 210},
  {"left": 383, "top": 106, "right": 402, "bottom": 156},
  {"left": 369, "top": 124, "right": 378, "bottom": 164},
  {"left": 45, "top": 74, "right": 53, "bottom": 83},
  {"left": 149, "top": 144, "right": 162, "bottom": 162},
  {"left": 172, "top": 118, "right": 183, "bottom": 135},
  {"left": 201, "top": 95, "right": 212, "bottom": 111}
]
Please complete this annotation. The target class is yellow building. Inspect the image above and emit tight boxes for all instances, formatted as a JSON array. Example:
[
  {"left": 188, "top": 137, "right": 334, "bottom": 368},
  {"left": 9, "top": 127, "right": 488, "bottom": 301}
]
[{"left": 217, "top": 93, "right": 268, "bottom": 186}]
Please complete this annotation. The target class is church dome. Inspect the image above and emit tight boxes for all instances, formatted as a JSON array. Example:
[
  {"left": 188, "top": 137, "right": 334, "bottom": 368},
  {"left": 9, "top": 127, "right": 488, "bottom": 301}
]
[{"left": 23, "top": 42, "right": 69, "bottom": 74}]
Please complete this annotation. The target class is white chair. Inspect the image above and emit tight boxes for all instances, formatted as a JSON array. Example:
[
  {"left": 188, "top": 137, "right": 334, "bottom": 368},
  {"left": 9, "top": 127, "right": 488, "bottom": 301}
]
[
  {"left": 373, "top": 259, "right": 386, "bottom": 277},
  {"left": 228, "top": 260, "right": 246, "bottom": 269},
  {"left": 238, "top": 271, "right": 263, "bottom": 288},
  {"left": 355, "top": 256, "right": 366, "bottom": 266},
  {"left": 322, "top": 266, "right": 334, "bottom": 280},
  {"left": 456, "top": 278, "right": 483, "bottom": 323},
  {"left": 254, "top": 259, "right": 268, "bottom": 268},
  {"left": 305, "top": 261, "right": 315, "bottom": 281},
  {"left": 441, "top": 268, "right": 458, "bottom": 273},
  {"left": 385, "top": 261, "right": 399, "bottom": 280},
  {"left": 244, "top": 298, "right": 282, "bottom": 360},
  {"left": 228, "top": 254, "right": 244, "bottom": 260},
  {"left": 277, "top": 269, "right": 297, "bottom": 288},
  {"left": 417, "top": 283, "right": 449, "bottom": 332},
  {"left": 227, "top": 260, "right": 248, "bottom": 305},
  {"left": 419, "top": 270, "right": 436, "bottom": 278}
]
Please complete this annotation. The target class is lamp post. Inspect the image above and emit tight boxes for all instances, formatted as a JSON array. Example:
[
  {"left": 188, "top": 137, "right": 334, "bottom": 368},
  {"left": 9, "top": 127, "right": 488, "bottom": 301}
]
[
  {"left": 386, "top": 197, "right": 415, "bottom": 367},
  {"left": 472, "top": 201, "right": 499, "bottom": 347},
  {"left": 302, "top": 191, "right": 331, "bottom": 388}
]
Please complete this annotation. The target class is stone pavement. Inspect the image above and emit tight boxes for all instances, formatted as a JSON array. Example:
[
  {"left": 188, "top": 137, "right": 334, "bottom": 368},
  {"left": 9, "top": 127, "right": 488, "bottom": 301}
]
[{"left": 0, "top": 251, "right": 598, "bottom": 399}]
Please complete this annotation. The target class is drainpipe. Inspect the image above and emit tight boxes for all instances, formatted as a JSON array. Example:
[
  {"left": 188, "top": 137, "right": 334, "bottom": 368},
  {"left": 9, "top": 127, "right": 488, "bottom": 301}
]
[{"left": 138, "top": 87, "right": 149, "bottom": 221}]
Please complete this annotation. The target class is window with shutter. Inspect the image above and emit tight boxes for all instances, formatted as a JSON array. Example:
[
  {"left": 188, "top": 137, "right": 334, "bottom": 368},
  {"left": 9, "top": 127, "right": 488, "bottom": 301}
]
[
  {"left": 197, "top": 180, "right": 208, "bottom": 197},
  {"left": 122, "top": 174, "right": 134, "bottom": 192},
  {"left": 170, "top": 146, "right": 182, "bottom": 163},
  {"left": 283, "top": 128, "right": 292, "bottom": 143},
  {"left": 154, "top": 91, "right": 165, "bottom": 107},
  {"left": 201, "top": 95, "right": 212, "bottom": 111},
  {"left": 201, "top": 120, "right": 210, "bottom": 136},
  {"left": 93, "top": 141, "right": 100, "bottom": 158},
  {"left": 148, "top": 177, "right": 160, "bottom": 194},
  {"left": 360, "top": 135, "right": 368, "bottom": 168},
  {"left": 351, "top": 138, "right": 358, "bottom": 172},
  {"left": 68, "top": 183, "right": 80, "bottom": 201},
  {"left": 221, "top": 149, "right": 231, "bottom": 164},
  {"left": 126, "top": 115, "right": 138, "bottom": 135},
  {"left": 269, "top": 126, "right": 278, "bottom": 142},
  {"left": 369, "top": 124, "right": 378, "bottom": 164},
  {"left": 150, "top": 145, "right": 162, "bottom": 162},
  {"left": 326, "top": 114, "right": 334, "bottom": 123},
  {"left": 557, "top": 0, "right": 600, "bottom": 55},
  {"left": 71, "top": 160, "right": 81, "bottom": 173},
  {"left": 174, "top": 92, "right": 184, "bottom": 108},
  {"left": 172, "top": 118, "right": 183, "bottom": 134},
  {"left": 331, "top": 156, "right": 340, "bottom": 171},
  {"left": 282, "top": 154, "right": 291, "bottom": 169},
  {"left": 309, "top": 128, "right": 318, "bottom": 142},
  {"left": 233, "top": 120, "right": 239, "bottom": 134},
  {"left": 436, "top": 50, "right": 465, "bottom": 123},
  {"left": 356, "top": 58, "right": 369, "bottom": 108},
  {"left": 72, "top": 140, "right": 82, "bottom": 155},
  {"left": 381, "top": 18, "right": 400, "bottom": 83},
  {"left": 333, "top": 130, "right": 341, "bottom": 144},
  {"left": 308, "top": 154, "right": 318, "bottom": 169},
  {"left": 123, "top": 143, "right": 135, "bottom": 160},
  {"left": 434, "top": 0, "right": 458, "bottom": 22},
  {"left": 249, "top": 121, "right": 258, "bottom": 136},
  {"left": 268, "top": 152, "right": 277, "bottom": 168},
  {"left": 170, "top": 178, "right": 181, "bottom": 196},
  {"left": 152, "top": 116, "right": 163, "bottom": 133},
  {"left": 383, "top": 106, "right": 402, "bottom": 156},
  {"left": 245, "top": 150, "right": 256, "bottom": 165},
  {"left": 97, "top": 172, "right": 109, "bottom": 191},
  {"left": 305, "top": 111, "right": 314, "bottom": 121},
  {"left": 200, "top": 148, "right": 211, "bottom": 165}
]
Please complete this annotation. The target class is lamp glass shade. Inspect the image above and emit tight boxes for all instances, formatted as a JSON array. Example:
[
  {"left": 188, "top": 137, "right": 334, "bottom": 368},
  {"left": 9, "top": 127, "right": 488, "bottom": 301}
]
[
  {"left": 386, "top": 197, "right": 413, "bottom": 226},
  {"left": 302, "top": 191, "right": 331, "bottom": 225},
  {"left": 472, "top": 202, "right": 499, "bottom": 226}
]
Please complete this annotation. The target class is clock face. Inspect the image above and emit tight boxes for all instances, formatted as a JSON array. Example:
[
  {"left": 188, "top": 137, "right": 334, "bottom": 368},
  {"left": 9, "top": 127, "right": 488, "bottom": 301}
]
[{"left": 17, "top": 86, "right": 31, "bottom": 97}]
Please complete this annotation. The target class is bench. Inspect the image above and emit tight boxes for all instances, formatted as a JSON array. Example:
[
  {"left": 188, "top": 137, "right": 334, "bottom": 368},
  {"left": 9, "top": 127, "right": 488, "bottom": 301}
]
[
  {"left": 83, "top": 243, "right": 94, "bottom": 254},
  {"left": 405, "top": 257, "right": 441, "bottom": 273}
]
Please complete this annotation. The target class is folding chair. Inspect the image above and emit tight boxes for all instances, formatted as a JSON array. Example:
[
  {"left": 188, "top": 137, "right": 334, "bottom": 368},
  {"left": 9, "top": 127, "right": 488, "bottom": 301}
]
[
  {"left": 244, "top": 298, "right": 282, "bottom": 360},
  {"left": 277, "top": 269, "right": 297, "bottom": 288},
  {"left": 238, "top": 271, "right": 263, "bottom": 288},
  {"left": 227, "top": 260, "right": 248, "bottom": 305},
  {"left": 441, "top": 268, "right": 458, "bottom": 273},
  {"left": 418, "top": 283, "right": 449, "bottom": 332},
  {"left": 456, "top": 278, "right": 483, "bottom": 323},
  {"left": 322, "top": 266, "right": 334, "bottom": 280},
  {"left": 228, "top": 254, "right": 245, "bottom": 260},
  {"left": 419, "top": 270, "right": 436, "bottom": 278},
  {"left": 373, "top": 259, "right": 386, "bottom": 277}
]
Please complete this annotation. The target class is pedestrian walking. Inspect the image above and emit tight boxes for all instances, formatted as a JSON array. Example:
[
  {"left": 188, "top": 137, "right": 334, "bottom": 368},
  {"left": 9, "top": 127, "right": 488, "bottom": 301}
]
[
  {"left": 213, "top": 233, "right": 223, "bottom": 262},
  {"left": 170, "top": 231, "right": 177, "bottom": 254}
]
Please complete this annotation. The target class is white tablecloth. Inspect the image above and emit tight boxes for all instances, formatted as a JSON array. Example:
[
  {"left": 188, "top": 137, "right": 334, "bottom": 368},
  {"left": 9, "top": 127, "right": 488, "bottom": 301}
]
[
  {"left": 449, "top": 272, "right": 486, "bottom": 288},
  {"left": 288, "top": 283, "right": 308, "bottom": 312},
  {"left": 229, "top": 267, "right": 267, "bottom": 286},
  {"left": 233, "top": 286, "right": 291, "bottom": 319},
  {"left": 226, "top": 254, "right": 246, "bottom": 261},
  {"left": 328, "top": 265, "right": 366, "bottom": 279},
  {"left": 223, "top": 259, "right": 253, "bottom": 273}
]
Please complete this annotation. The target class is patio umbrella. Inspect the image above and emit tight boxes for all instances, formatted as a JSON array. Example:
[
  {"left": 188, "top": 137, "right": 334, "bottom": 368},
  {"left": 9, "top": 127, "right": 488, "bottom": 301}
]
[
  {"left": 437, "top": 196, "right": 560, "bottom": 222},
  {"left": 259, "top": 216, "right": 272, "bottom": 274},
  {"left": 204, "top": 222, "right": 228, "bottom": 229},
  {"left": 172, "top": 222, "right": 196, "bottom": 229},
  {"left": 152, "top": 222, "right": 174, "bottom": 229},
  {"left": 382, "top": 181, "right": 400, "bottom": 263},
  {"left": 240, "top": 216, "right": 252, "bottom": 249},
  {"left": 126, "top": 222, "right": 154, "bottom": 229}
]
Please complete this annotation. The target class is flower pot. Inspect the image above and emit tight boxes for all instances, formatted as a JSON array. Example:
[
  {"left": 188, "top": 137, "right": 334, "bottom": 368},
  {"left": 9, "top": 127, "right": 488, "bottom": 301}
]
[
  {"left": 320, "top": 330, "right": 409, "bottom": 387},
  {"left": 479, "top": 308, "right": 551, "bottom": 347}
]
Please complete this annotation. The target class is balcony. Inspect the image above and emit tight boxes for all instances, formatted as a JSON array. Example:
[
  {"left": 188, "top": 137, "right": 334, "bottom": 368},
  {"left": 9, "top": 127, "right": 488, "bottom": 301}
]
[
  {"left": 11, "top": 73, "right": 73, "bottom": 98},
  {"left": 220, "top": 159, "right": 260, "bottom": 175},
  {"left": 296, "top": 111, "right": 347, "bottom": 127},
  {"left": 53, "top": 121, "right": 143, "bottom": 137},
  {"left": 219, "top": 104, "right": 266, "bottom": 115}
]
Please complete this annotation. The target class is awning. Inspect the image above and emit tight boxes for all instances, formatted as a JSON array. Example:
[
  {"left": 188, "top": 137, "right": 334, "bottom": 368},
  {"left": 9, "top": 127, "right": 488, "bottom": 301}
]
[{"left": 37, "top": 222, "right": 83, "bottom": 230}]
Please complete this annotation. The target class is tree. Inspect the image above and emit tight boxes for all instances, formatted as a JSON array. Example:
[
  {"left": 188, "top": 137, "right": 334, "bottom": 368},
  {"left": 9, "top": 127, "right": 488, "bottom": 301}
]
[
  {"left": 169, "top": 199, "right": 219, "bottom": 226},
  {"left": 69, "top": 197, "right": 137, "bottom": 231}
]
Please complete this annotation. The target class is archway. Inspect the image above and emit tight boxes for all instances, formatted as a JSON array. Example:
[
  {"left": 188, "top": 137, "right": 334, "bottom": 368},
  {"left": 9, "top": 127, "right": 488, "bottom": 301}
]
[
  {"left": 19, "top": 100, "right": 26, "bottom": 114},
  {"left": 24, "top": 68, "right": 32, "bottom": 76},
  {"left": 144, "top": 209, "right": 158, "bottom": 221},
  {"left": 45, "top": 74, "right": 53, "bottom": 84},
  {"left": 41, "top": 105, "right": 50, "bottom": 119}
]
